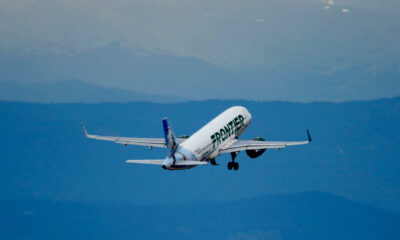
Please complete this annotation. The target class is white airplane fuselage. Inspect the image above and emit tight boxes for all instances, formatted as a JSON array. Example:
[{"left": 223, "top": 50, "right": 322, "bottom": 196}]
[{"left": 165, "top": 106, "right": 252, "bottom": 170}]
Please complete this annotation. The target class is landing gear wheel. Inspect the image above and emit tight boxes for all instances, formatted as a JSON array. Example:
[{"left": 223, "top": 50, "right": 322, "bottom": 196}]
[
  {"left": 233, "top": 162, "right": 239, "bottom": 171},
  {"left": 227, "top": 162, "right": 233, "bottom": 170}
]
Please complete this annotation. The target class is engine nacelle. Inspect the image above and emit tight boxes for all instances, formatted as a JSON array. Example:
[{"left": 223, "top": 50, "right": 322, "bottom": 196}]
[{"left": 246, "top": 137, "right": 266, "bottom": 158}]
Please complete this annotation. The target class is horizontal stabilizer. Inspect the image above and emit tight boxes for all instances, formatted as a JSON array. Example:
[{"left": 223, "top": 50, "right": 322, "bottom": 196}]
[
  {"left": 125, "top": 160, "right": 207, "bottom": 166},
  {"left": 126, "top": 159, "right": 164, "bottom": 165},
  {"left": 174, "top": 161, "right": 208, "bottom": 166}
]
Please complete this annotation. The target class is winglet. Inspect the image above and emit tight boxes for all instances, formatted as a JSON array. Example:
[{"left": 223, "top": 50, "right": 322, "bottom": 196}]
[
  {"left": 307, "top": 129, "right": 312, "bottom": 142},
  {"left": 81, "top": 122, "right": 88, "bottom": 136}
]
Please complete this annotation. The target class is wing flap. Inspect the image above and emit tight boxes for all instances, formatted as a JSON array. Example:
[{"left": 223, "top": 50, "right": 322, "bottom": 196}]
[
  {"left": 219, "top": 142, "right": 287, "bottom": 154},
  {"left": 220, "top": 130, "right": 312, "bottom": 154}
]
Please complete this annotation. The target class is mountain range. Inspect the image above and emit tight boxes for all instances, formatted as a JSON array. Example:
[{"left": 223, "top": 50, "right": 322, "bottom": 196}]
[
  {"left": 0, "top": 79, "right": 186, "bottom": 103},
  {"left": 1, "top": 37, "right": 399, "bottom": 102}
]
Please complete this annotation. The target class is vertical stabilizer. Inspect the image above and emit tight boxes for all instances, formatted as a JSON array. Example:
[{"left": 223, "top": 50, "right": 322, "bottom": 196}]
[{"left": 162, "top": 118, "right": 177, "bottom": 157}]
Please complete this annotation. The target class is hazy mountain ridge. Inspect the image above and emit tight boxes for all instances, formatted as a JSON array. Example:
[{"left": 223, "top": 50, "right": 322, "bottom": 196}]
[
  {"left": 1, "top": 191, "right": 399, "bottom": 240},
  {"left": 0, "top": 79, "right": 186, "bottom": 103},
  {"left": 1, "top": 38, "right": 399, "bottom": 102}
]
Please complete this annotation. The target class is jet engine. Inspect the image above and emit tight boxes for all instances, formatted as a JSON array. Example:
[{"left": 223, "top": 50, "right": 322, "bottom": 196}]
[{"left": 246, "top": 137, "right": 266, "bottom": 158}]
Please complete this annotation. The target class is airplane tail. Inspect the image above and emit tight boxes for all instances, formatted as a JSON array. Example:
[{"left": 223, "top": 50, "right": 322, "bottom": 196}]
[{"left": 162, "top": 118, "right": 177, "bottom": 157}]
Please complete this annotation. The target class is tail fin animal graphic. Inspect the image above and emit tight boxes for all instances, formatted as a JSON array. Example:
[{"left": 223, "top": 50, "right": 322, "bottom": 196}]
[{"left": 162, "top": 118, "right": 177, "bottom": 157}]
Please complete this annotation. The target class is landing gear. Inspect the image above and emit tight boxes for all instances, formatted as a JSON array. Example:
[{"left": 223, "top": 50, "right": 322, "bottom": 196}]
[
  {"left": 227, "top": 161, "right": 239, "bottom": 170},
  {"left": 227, "top": 162, "right": 233, "bottom": 170},
  {"left": 227, "top": 152, "right": 239, "bottom": 171},
  {"left": 233, "top": 162, "right": 239, "bottom": 170},
  {"left": 210, "top": 158, "right": 219, "bottom": 166}
]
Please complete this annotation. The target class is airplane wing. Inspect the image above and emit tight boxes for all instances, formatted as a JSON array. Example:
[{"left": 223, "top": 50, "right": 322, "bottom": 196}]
[
  {"left": 219, "top": 129, "right": 312, "bottom": 154},
  {"left": 82, "top": 124, "right": 186, "bottom": 148}
]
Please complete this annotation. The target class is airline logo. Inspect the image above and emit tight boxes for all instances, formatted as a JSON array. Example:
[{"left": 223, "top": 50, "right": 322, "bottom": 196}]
[{"left": 211, "top": 114, "right": 245, "bottom": 149}]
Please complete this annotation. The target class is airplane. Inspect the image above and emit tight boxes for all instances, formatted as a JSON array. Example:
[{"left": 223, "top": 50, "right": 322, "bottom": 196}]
[{"left": 82, "top": 106, "right": 312, "bottom": 171}]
